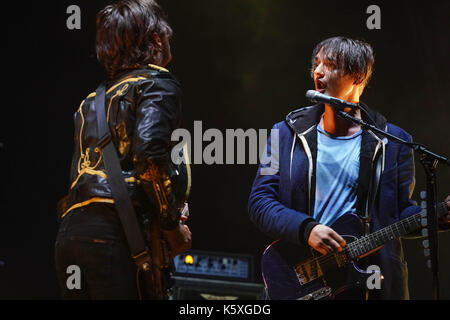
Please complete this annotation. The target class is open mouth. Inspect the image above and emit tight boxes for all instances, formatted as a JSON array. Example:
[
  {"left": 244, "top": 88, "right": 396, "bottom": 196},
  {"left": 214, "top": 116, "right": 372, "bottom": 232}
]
[{"left": 315, "top": 79, "right": 326, "bottom": 93}]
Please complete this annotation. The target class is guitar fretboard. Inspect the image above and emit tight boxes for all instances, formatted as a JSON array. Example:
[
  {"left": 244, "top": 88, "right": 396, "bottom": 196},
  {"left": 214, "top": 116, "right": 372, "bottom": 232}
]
[
  {"left": 345, "top": 209, "right": 426, "bottom": 259},
  {"left": 293, "top": 207, "right": 446, "bottom": 285}
]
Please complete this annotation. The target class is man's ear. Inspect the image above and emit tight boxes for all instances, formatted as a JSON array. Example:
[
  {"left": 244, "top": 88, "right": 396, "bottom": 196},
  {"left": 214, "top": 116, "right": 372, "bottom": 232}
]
[{"left": 153, "top": 32, "right": 163, "bottom": 51}]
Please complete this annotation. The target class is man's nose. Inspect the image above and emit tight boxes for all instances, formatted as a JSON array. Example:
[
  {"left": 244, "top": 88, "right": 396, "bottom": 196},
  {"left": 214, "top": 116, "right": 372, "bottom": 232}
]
[{"left": 314, "top": 62, "right": 325, "bottom": 77}]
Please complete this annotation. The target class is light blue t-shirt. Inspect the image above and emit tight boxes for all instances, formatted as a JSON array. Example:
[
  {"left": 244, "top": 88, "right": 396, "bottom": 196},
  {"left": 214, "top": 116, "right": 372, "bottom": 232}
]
[{"left": 313, "top": 124, "right": 362, "bottom": 226}]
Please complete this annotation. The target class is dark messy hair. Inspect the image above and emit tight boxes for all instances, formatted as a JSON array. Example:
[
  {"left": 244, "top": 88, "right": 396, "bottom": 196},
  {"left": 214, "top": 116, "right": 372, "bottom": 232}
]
[
  {"left": 96, "top": 0, "right": 173, "bottom": 79},
  {"left": 311, "top": 36, "right": 375, "bottom": 86}
]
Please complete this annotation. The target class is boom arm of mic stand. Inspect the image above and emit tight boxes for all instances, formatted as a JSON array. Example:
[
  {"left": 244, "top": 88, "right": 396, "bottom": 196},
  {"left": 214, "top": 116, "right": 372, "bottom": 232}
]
[
  {"left": 336, "top": 110, "right": 450, "bottom": 166},
  {"left": 336, "top": 109, "right": 449, "bottom": 300}
]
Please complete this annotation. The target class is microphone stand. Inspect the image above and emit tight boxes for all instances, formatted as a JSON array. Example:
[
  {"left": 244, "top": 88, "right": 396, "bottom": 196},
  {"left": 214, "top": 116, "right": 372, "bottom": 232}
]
[{"left": 335, "top": 106, "right": 449, "bottom": 300}]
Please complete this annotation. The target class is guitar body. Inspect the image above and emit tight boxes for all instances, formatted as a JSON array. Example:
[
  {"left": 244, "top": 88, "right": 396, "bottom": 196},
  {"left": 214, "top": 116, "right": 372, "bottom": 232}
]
[{"left": 262, "top": 214, "right": 373, "bottom": 300}]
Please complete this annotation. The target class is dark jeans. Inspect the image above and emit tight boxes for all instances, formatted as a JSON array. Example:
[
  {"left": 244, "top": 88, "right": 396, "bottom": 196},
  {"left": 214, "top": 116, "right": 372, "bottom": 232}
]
[{"left": 54, "top": 204, "right": 139, "bottom": 299}]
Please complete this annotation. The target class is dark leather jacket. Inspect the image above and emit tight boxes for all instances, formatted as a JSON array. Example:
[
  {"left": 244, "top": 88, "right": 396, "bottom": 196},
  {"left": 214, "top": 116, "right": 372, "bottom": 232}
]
[{"left": 58, "top": 64, "right": 189, "bottom": 229}]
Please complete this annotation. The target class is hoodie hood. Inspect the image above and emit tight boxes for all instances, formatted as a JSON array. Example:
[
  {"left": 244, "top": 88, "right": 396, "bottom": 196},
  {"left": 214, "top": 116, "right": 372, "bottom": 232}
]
[{"left": 285, "top": 102, "right": 387, "bottom": 136}]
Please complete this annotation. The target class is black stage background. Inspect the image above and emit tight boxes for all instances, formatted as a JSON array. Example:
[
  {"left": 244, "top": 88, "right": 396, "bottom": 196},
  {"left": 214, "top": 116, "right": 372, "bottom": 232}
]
[{"left": 1, "top": 0, "right": 449, "bottom": 299}]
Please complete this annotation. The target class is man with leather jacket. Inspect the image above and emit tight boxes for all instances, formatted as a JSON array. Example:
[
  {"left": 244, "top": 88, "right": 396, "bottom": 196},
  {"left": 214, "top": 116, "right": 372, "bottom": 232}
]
[{"left": 55, "top": 0, "right": 191, "bottom": 299}]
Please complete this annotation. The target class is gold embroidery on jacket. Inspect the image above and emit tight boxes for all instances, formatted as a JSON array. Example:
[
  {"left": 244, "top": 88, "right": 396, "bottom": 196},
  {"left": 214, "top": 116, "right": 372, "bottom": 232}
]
[
  {"left": 61, "top": 197, "right": 115, "bottom": 218},
  {"left": 140, "top": 161, "right": 171, "bottom": 215},
  {"left": 72, "top": 81, "right": 134, "bottom": 189},
  {"left": 107, "top": 83, "right": 129, "bottom": 122},
  {"left": 82, "top": 76, "right": 147, "bottom": 99},
  {"left": 148, "top": 64, "right": 169, "bottom": 72}
]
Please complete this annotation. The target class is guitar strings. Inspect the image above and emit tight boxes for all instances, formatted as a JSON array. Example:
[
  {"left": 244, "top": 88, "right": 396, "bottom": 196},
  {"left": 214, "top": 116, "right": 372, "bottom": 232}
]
[{"left": 299, "top": 212, "right": 422, "bottom": 274}]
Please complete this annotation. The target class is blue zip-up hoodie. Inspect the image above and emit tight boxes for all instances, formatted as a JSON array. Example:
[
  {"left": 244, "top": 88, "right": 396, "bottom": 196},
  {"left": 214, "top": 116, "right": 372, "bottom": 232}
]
[{"left": 248, "top": 103, "right": 422, "bottom": 299}]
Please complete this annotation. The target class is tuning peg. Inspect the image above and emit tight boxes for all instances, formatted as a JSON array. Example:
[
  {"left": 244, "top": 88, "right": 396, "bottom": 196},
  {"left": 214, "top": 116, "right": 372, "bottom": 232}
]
[
  {"left": 426, "top": 259, "right": 432, "bottom": 269},
  {"left": 420, "top": 191, "right": 427, "bottom": 200},
  {"left": 421, "top": 228, "right": 428, "bottom": 237},
  {"left": 421, "top": 218, "right": 427, "bottom": 227},
  {"left": 422, "top": 239, "right": 429, "bottom": 248},
  {"left": 424, "top": 249, "right": 430, "bottom": 257},
  {"left": 421, "top": 201, "right": 427, "bottom": 209}
]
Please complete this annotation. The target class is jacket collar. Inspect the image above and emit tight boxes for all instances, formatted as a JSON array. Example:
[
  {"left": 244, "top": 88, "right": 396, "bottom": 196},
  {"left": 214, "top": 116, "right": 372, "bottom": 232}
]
[
  {"left": 285, "top": 103, "right": 324, "bottom": 135},
  {"left": 285, "top": 102, "right": 387, "bottom": 135}
]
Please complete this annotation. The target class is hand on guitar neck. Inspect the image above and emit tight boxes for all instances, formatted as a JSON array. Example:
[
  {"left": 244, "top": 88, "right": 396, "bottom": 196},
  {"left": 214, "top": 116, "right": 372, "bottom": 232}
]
[
  {"left": 307, "top": 194, "right": 450, "bottom": 256},
  {"left": 308, "top": 224, "right": 347, "bottom": 255}
]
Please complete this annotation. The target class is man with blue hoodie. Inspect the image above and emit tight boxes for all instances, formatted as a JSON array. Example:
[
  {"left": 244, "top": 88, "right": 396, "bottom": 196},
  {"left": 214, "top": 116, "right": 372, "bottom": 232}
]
[{"left": 248, "top": 36, "right": 450, "bottom": 300}]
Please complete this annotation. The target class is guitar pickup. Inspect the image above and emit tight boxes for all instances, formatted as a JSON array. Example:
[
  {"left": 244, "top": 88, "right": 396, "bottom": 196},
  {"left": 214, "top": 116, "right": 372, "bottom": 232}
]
[{"left": 294, "top": 259, "right": 323, "bottom": 285}]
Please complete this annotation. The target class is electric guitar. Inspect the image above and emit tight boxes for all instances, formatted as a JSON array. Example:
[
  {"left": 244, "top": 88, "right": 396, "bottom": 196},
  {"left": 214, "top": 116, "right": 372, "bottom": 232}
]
[{"left": 261, "top": 205, "right": 447, "bottom": 300}]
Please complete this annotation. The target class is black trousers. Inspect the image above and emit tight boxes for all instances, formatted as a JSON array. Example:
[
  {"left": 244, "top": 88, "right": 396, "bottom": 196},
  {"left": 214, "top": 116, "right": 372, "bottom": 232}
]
[{"left": 54, "top": 204, "right": 139, "bottom": 299}]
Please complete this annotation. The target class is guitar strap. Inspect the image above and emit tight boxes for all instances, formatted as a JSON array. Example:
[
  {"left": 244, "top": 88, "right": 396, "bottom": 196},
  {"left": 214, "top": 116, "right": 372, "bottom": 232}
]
[
  {"left": 94, "top": 83, "right": 153, "bottom": 275},
  {"left": 362, "top": 141, "right": 384, "bottom": 236}
]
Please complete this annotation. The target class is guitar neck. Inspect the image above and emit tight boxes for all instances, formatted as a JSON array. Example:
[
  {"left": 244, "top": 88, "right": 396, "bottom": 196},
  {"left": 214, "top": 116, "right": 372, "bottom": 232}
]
[{"left": 345, "top": 209, "right": 426, "bottom": 260}]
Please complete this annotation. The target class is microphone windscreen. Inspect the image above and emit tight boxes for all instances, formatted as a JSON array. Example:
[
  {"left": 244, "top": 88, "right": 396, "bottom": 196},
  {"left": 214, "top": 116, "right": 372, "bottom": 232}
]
[{"left": 305, "top": 90, "right": 318, "bottom": 100}]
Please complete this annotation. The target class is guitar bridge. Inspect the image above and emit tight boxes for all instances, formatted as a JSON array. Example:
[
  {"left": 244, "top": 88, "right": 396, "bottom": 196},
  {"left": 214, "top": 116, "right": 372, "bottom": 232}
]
[{"left": 297, "top": 286, "right": 332, "bottom": 300}]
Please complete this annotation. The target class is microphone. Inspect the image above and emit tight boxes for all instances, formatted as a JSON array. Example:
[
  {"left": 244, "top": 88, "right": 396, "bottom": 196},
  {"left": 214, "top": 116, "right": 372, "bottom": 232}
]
[{"left": 305, "top": 90, "right": 358, "bottom": 109}]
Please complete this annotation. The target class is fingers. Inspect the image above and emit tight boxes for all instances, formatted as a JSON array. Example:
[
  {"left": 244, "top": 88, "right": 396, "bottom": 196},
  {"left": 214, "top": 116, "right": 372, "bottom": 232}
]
[
  {"left": 182, "top": 224, "right": 191, "bottom": 234},
  {"left": 324, "top": 237, "right": 343, "bottom": 253},
  {"left": 317, "top": 238, "right": 342, "bottom": 254},
  {"left": 319, "top": 242, "right": 334, "bottom": 255},
  {"left": 308, "top": 225, "right": 346, "bottom": 255},
  {"left": 329, "top": 230, "right": 347, "bottom": 249},
  {"left": 315, "top": 245, "right": 329, "bottom": 256}
]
